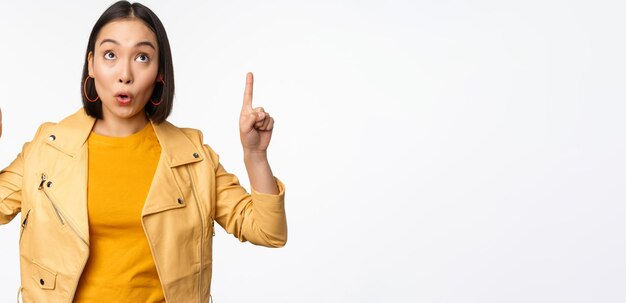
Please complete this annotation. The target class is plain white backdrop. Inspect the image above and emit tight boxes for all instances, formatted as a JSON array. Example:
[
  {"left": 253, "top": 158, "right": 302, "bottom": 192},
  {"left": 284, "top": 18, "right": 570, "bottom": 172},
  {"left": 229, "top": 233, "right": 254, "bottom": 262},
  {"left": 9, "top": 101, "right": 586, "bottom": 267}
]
[{"left": 1, "top": 0, "right": 625, "bottom": 302}]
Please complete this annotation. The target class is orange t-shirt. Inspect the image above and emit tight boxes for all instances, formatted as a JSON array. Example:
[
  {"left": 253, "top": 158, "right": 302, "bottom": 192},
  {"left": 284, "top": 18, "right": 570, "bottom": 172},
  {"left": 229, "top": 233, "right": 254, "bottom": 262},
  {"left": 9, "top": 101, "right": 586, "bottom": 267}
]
[{"left": 74, "top": 123, "right": 164, "bottom": 302}]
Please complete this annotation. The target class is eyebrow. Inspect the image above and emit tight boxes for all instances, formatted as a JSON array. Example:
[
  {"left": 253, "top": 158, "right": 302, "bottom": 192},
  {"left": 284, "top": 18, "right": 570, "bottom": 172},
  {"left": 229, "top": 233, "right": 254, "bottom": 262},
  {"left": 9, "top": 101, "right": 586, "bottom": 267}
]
[{"left": 99, "top": 39, "right": 156, "bottom": 50}]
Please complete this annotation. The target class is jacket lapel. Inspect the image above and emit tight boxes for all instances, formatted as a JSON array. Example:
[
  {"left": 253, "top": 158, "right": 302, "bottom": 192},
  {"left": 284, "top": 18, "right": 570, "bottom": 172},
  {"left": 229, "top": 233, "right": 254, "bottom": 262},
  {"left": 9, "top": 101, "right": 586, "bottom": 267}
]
[
  {"left": 42, "top": 109, "right": 95, "bottom": 244},
  {"left": 143, "top": 121, "right": 203, "bottom": 216}
]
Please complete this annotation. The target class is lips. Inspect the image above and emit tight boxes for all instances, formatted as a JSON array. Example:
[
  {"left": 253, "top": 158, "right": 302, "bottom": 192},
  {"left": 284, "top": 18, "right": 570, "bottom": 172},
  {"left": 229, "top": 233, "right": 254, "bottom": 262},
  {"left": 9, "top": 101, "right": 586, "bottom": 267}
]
[{"left": 115, "top": 91, "right": 133, "bottom": 105}]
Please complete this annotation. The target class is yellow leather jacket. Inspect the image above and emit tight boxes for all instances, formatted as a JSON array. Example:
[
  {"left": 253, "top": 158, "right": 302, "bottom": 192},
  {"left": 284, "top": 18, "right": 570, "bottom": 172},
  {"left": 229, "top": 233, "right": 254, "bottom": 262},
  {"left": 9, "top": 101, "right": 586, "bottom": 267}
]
[{"left": 0, "top": 109, "right": 287, "bottom": 302}]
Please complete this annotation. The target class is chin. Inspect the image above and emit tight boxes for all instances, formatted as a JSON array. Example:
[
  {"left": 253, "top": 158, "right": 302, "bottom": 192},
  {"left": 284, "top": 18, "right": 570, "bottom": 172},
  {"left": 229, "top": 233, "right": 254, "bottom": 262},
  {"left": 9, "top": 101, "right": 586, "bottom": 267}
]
[
  {"left": 104, "top": 105, "right": 143, "bottom": 120},
  {"left": 117, "top": 108, "right": 145, "bottom": 119}
]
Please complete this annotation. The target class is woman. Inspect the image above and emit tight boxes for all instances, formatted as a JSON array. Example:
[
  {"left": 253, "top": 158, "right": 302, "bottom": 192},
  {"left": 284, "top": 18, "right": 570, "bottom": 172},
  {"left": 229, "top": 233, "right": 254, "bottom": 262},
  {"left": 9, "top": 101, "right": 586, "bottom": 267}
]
[{"left": 0, "top": 1, "right": 287, "bottom": 302}]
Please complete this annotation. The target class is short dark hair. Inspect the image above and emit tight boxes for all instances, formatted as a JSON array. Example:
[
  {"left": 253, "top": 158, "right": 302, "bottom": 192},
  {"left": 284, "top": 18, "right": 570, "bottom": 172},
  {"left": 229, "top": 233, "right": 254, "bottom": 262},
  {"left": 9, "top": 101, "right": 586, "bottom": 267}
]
[{"left": 81, "top": 1, "right": 174, "bottom": 124}]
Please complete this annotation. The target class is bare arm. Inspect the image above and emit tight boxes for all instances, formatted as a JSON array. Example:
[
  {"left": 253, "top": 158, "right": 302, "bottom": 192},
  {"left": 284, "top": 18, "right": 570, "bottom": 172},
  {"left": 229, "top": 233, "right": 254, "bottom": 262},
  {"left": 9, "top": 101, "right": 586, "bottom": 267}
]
[{"left": 244, "top": 151, "right": 278, "bottom": 194}]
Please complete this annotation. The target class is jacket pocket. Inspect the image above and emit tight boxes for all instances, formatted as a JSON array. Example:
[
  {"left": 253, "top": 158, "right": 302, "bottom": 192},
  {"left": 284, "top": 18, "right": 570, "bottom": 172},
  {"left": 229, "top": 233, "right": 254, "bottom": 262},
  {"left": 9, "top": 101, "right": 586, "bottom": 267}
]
[{"left": 31, "top": 261, "right": 57, "bottom": 290}]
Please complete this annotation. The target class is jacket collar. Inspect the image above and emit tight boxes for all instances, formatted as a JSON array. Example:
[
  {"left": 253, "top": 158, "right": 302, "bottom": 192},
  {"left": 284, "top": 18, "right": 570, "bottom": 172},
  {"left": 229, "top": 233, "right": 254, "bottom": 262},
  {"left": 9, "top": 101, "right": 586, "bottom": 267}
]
[{"left": 44, "top": 108, "right": 203, "bottom": 166}]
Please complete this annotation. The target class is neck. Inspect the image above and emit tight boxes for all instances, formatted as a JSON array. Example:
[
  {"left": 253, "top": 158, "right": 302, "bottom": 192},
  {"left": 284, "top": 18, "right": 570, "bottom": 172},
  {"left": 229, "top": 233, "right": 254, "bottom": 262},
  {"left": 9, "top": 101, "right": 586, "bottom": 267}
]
[{"left": 93, "top": 114, "right": 149, "bottom": 137}]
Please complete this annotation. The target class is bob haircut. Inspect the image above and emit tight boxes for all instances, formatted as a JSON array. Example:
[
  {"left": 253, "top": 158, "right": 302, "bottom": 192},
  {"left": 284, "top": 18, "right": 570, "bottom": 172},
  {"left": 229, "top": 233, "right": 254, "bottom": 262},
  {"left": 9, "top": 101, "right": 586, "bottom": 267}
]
[{"left": 81, "top": 0, "right": 174, "bottom": 124}]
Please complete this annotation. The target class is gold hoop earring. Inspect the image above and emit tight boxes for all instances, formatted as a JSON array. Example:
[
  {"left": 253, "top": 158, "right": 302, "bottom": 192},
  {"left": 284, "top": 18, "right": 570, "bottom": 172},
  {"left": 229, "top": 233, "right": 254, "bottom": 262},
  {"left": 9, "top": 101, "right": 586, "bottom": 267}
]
[{"left": 83, "top": 76, "right": 99, "bottom": 102}]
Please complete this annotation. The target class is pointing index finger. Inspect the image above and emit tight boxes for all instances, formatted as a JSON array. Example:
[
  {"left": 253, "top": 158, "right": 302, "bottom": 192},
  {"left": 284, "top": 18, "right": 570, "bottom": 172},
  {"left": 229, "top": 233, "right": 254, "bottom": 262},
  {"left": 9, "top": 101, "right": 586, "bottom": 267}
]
[{"left": 242, "top": 72, "right": 254, "bottom": 110}]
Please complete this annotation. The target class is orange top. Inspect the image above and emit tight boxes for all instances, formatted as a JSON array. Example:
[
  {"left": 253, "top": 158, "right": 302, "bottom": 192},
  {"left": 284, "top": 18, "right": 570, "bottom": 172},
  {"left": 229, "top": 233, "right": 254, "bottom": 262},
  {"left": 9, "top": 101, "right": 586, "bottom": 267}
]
[{"left": 74, "top": 123, "right": 164, "bottom": 302}]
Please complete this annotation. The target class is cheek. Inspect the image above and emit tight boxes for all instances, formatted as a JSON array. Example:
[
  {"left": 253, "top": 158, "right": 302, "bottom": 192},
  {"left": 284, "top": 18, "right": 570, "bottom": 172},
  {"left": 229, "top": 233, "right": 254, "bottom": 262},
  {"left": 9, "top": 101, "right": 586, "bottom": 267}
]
[
  {"left": 92, "top": 70, "right": 111, "bottom": 95},
  {"left": 93, "top": 61, "right": 116, "bottom": 82},
  {"left": 137, "top": 67, "right": 160, "bottom": 93}
]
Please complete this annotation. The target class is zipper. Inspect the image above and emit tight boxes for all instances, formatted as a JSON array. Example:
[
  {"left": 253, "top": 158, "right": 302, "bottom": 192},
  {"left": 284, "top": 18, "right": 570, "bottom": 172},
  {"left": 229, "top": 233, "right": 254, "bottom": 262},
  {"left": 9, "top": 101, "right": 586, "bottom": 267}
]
[
  {"left": 38, "top": 174, "right": 64, "bottom": 225},
  {"left": 38, "top": 173, "right": 89, "bottom": 303},
  {"left": 19, "top": 209, "right": 31, "bottom": 242},
  {"left": 186, "top": 165, "right": 204, "bottom": 302}
]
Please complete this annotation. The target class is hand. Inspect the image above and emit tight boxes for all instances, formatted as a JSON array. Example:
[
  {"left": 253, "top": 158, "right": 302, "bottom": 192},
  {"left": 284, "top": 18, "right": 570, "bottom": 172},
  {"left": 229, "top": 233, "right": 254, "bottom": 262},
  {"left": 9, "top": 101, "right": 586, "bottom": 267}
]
[{"left": 239, "top": 72, "right": 274, "bottom": 154}]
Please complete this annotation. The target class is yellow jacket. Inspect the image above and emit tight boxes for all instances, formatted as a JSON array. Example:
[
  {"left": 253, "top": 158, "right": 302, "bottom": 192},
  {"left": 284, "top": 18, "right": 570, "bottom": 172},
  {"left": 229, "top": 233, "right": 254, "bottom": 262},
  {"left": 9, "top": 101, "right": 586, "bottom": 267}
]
[{"left": 0, "top": 108, "right": 287, "bottom": 302}]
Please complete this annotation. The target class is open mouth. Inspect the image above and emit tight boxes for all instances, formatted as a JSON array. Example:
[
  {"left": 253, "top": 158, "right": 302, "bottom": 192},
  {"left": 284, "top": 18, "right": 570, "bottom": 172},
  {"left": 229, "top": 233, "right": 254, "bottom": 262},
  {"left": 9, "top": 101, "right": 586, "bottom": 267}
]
[{"left": 115, "top": 92, "right": 132, "bottom": 104}]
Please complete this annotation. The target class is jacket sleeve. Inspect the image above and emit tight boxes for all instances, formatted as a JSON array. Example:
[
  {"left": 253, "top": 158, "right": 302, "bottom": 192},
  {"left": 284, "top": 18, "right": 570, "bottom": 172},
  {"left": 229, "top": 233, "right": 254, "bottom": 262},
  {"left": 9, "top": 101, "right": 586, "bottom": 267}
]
[
  {"left": 203, "top": 144, "right": 287, "bottom": 248},
  {"left": 0, "top": 123, "right": 50, "bottom": 225},
  {"left": 0, "top": 152, "right": 23, "bottom": 225}
]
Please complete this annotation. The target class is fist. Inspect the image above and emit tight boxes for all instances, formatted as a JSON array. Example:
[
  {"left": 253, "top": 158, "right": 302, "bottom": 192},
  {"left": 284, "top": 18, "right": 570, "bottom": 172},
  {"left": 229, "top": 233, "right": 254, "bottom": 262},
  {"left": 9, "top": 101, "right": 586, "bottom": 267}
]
[{"left": 239, "top": 72, "right": 275, "bottom": 153}]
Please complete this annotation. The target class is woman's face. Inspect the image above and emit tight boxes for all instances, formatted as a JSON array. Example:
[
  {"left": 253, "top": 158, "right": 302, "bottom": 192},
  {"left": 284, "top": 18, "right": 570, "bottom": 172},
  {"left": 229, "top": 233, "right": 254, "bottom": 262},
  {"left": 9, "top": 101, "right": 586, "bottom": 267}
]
[{"left": 88, "top": 18, "right": 159, "bottom": 125}]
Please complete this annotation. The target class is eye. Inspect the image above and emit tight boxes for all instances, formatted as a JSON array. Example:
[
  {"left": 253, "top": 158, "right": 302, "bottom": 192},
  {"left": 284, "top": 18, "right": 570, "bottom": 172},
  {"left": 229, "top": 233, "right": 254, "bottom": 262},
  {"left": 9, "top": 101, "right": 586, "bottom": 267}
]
[
  {"left": 104, "top": 51, "right": 116, "bottom": 60},
  {"left": 136, "top": 54, "right": 150, "bottom": 63}
]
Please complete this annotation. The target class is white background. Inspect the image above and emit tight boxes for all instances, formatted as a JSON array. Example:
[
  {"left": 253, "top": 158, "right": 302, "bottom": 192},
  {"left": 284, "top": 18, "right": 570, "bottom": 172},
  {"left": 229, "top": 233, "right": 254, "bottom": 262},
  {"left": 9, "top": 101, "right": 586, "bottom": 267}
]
[{"left": 1, "top": 0, "right": 625, "bottom": 302}]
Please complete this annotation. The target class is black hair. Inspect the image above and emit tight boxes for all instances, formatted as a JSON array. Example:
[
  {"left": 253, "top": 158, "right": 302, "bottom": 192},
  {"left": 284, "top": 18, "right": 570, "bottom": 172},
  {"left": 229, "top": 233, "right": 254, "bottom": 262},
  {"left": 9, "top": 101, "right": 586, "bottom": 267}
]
[{"left": 81, "top": 0, "right": 174, "bottom": 123}]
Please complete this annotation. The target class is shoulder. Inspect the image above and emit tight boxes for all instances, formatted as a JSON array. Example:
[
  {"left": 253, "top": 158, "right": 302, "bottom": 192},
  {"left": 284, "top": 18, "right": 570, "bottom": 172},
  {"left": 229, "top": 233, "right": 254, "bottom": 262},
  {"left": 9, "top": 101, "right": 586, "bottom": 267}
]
[
  {"left": 27, "top": 109, "right": 95, "bottom": 154},
  {"left": 32, "top": 122, "right": 57, "bottom": 140},
  {"left": 157, "top": 120, "right": 205, "bottom": 145},
  {"left": 161, "top": 122, "right": 221, "bottom": 163},
  {"left": 179, "top": 127, "right": 205, "bottom": 145},
  {"left": 17, "top": 121, "right": 56, "bottom": 159},
  {"left": 157, "top": 121, "right": 218, "bottom": 152},
  {"left": 31, "top": 108, "right": 95, "bottom": 141}
]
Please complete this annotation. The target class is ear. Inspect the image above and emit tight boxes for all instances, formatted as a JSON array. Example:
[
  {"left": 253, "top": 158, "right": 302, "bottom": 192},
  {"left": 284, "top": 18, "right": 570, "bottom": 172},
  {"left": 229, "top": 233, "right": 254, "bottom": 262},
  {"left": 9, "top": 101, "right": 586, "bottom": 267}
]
[{"left": 87, "top": 51, "right": 94, "bottom": 77}]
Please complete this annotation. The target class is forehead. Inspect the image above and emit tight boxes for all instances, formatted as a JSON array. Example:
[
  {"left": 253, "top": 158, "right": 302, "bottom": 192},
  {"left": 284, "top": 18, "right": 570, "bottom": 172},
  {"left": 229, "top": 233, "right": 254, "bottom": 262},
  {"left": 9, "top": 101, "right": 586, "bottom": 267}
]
[{"left": 95, "top": 18, "right": 158, "bottom": 48}]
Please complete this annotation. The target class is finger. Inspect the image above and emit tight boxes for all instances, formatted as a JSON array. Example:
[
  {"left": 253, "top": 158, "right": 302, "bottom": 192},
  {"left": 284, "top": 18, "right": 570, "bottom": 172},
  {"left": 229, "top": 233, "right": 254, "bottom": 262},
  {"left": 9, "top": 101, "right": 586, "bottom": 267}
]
[
  {"left": 241, "top": 113, "right": 257, "bottom": 133},
  {"left": 255, "top": 113, "right": 270, "bottom": 129},
  {"left": 266, "top": 117, "right": 274, "bottom": 131},
  {"left": 255, "top": 116, "right": 265, "bottom": 128},
  {"left": 253, "top": 107, "right": 265, "bottom": 114},
  {"left": 242, "top": 72, "right": 254, "bottom": 111},
  {"left": 255, "top": 111, "right": 267, "bottom": 123},
  {"left": 258, "top": 115, "right": 271, "bottom": 130}
]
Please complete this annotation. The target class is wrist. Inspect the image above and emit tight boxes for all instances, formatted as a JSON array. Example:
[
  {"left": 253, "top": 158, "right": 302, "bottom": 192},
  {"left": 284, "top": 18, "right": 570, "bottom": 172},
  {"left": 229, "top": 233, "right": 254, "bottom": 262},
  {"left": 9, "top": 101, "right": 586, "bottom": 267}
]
[{"left": 243, "top": 149, "right": 268, "bottom": 161}]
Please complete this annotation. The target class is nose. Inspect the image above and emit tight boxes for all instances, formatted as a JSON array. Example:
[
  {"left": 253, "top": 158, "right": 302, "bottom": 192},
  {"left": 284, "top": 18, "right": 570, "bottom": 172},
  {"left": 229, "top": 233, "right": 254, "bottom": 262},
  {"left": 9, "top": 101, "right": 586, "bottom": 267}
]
[
  {"left": 118, "top": 62, "right": 133, "bottom": 84},
  {"left": 118, "top": 77, "right": 132, "bottom": 84}
]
